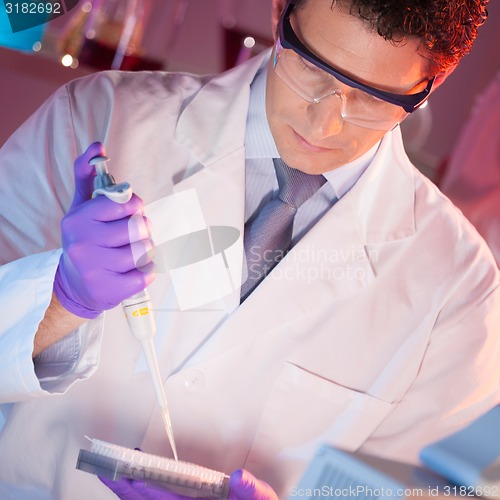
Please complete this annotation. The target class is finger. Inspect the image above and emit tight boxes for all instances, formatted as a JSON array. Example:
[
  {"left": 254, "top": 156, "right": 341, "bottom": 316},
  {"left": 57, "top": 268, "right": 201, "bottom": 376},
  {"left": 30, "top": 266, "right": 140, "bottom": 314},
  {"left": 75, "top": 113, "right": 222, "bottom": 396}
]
[
  {"left": 99, "top": 476, "right": 143, "bottom": 500},
  {"left": 71, "top": 265, "right": 156, "bottom": 310},
  {"left": 131, "top": 239, "right": 156, "bottom": 269},
  {"left": 73, "top": 194, "right": 145, "bottom": 223},
  {"left": 136, "top": 260, "right": 156, "bottom": 275},
  {"left": 87, "top": 241, "right": 155, "bottom": 273},
  {"left": 128, "top": 213, "right": 153, "bottom": 244},
  {"left": 71, "top": 244, "right": 145, "bottom": 274},
  {"left": 113, "top": 267, "right": 157, "bottom": 301},
  {"left": 72, "top": 142, "right": 106, "bottom": 209},
  {"left": 130, "top": 480, "right": 192, "bottom": 500},
  {"left": 228, "top": 469, "right": 278, "bottom": 500},
  {"left": 74, "top": 216, "right": 152, "bottom": 247}
]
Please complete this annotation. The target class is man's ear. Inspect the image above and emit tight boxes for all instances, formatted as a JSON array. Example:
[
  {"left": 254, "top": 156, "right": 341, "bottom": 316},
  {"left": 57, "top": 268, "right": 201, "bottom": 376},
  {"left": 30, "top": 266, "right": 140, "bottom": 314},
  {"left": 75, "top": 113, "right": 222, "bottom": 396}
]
[
  {"left": 431, "top": 65, "right": 457, "bottom": 92},
  {"left": 271, "top": 0, "right": 287, "bottom": 42}
]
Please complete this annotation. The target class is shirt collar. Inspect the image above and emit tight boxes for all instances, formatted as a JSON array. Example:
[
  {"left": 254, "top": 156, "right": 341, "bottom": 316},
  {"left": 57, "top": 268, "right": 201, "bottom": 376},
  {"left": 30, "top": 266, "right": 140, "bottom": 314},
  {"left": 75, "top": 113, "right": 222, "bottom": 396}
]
[
  {"left": 245, "top": 64, "right": 280, "bottom": 159},
  {"left": 322, "top": 141, "right": 380, "bottom": 199}
]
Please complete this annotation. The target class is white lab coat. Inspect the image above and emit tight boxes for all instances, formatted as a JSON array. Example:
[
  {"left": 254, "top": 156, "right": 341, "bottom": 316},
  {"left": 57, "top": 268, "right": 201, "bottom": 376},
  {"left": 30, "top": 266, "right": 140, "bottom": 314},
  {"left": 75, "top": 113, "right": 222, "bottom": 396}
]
[{"left": 0, "top": 52, "right": 499, "bottom": 500}]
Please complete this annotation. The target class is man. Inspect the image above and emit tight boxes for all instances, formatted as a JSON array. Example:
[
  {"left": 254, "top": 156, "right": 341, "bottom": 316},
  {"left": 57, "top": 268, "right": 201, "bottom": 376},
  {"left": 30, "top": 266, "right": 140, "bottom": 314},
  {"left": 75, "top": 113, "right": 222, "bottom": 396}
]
[{"left": 0, "top": 0, "right": 498, "bottom": 499}]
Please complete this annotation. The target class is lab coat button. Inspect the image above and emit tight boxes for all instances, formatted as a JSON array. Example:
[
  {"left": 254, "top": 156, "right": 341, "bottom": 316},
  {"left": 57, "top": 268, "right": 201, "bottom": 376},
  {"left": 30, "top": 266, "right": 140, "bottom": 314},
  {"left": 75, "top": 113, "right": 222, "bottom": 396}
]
[{"left": 184, "top": 370, "right": 205, "bottom": 392}]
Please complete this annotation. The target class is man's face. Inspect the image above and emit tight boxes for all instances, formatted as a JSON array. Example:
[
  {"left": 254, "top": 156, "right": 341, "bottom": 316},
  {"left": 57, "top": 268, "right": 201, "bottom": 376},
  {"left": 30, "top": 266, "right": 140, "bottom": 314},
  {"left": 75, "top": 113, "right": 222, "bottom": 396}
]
[{"left": 266, "top": 0, "right": 432, "bottom": 174}]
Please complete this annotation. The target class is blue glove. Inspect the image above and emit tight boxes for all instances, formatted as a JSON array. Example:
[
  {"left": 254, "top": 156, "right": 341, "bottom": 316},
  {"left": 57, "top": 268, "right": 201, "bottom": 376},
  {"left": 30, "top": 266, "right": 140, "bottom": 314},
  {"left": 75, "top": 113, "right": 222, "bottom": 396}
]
[{"left": 100, "top": 468, "right": 278, "bottom": 500}]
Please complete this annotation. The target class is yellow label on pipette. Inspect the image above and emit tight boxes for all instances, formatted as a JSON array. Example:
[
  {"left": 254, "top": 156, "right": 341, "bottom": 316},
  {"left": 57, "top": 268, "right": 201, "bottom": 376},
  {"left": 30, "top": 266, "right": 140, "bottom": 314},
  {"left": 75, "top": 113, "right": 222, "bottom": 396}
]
[{"left": 131, "top": 307, "right": 150, "bottom": 317}]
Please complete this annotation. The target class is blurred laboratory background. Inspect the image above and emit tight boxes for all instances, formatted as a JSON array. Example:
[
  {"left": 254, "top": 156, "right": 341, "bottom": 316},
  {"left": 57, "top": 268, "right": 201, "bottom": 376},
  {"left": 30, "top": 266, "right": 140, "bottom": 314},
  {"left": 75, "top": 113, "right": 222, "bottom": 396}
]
[{"left": 0, "top": 0, "right": 499, "bottom": 182}]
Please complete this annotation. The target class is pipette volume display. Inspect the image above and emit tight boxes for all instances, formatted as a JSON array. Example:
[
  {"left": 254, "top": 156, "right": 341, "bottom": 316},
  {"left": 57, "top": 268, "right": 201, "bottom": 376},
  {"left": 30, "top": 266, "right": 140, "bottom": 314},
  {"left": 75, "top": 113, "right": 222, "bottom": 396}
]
[{"left": 90, "top": 153, "right": 179, "bottom": 461}]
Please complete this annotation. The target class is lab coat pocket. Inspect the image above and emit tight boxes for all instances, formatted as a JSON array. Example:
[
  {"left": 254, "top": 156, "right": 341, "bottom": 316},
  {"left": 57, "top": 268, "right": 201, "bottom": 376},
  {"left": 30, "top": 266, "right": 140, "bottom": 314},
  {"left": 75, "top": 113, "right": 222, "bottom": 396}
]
[{"left": 249, "top": 361, "right": 395, "bottom": 457}]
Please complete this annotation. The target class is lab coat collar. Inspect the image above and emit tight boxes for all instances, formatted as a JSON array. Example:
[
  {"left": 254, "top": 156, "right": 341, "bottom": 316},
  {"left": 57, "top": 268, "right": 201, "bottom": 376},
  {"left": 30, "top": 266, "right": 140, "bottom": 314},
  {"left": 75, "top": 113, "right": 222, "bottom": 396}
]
[
  {"left": 344, "top": 125, "right": 416, "bottom": 245},
  {"left": 174, "top": 51, "right": 270, "bottom": 167}
]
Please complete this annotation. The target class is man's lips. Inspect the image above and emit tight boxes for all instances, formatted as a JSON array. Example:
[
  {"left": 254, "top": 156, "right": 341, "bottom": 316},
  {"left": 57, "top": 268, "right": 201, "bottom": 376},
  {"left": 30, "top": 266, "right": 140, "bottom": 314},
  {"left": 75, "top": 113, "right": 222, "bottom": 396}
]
[{"left": 292, "top": 129, "right": 333, "bottom": 153}]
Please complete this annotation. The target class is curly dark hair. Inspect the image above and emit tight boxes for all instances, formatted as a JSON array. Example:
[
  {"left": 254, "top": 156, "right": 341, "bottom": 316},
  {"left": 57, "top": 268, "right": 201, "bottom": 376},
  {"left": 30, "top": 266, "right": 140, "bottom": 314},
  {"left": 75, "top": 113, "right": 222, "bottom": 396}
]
[{"left": 293, "top": 0, "right": 489, "bottom": 74}]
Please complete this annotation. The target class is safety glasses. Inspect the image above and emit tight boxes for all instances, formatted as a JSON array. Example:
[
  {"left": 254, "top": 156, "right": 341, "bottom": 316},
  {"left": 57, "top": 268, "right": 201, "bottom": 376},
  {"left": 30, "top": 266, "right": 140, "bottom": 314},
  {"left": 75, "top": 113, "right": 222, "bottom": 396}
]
[{"left": 274, "top": 0, "right": 434, "bottom": 130}]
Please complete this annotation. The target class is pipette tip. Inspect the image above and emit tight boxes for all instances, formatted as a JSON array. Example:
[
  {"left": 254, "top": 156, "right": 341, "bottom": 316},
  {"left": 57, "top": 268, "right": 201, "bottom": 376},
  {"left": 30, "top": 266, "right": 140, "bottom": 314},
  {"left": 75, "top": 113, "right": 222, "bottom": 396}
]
[{"left": 161, "top": 409, "right": 179, "bottom": 461}]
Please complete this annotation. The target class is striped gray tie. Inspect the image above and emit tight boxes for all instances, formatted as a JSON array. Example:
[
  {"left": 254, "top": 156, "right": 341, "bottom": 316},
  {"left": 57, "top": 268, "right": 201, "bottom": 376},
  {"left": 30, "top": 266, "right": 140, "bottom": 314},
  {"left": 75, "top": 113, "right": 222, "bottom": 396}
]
[{"left": 240, "top": 158, "right": 326, "bottom": 301}]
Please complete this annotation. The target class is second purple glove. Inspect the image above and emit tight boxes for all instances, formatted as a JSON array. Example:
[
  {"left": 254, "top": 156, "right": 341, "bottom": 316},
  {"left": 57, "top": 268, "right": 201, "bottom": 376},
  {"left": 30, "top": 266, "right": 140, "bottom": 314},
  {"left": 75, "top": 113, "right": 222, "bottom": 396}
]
[
  {"left": 54, "top": 142, "right": 156, "bottom": 319},
  {"left": 100, "top": 468, "right": 278, "bottom": 500}
]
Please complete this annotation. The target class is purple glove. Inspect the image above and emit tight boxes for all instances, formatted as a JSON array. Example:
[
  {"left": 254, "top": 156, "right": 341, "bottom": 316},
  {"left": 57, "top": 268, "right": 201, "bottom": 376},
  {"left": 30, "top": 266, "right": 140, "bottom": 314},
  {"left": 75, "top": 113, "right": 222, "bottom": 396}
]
[
  {"left": 228, "top": 469, "right": 278, "bottom": 500},
  {"left": 99, "top": 468, "right": 278, "bottom": 500},
  {"left": 99, "top": 476, "right": 188, "bottom": 500},
  {"left": 54, "top": 142, "right": 156, "bottom": 319}
]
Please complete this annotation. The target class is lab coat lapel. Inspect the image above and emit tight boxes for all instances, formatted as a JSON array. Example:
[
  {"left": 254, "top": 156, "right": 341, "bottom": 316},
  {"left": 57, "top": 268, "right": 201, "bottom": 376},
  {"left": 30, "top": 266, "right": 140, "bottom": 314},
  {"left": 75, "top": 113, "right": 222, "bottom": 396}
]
[
  {"left": 168, "top": 53, "right": 271, "bottom": 313},
  {"left": 171, "top": 147, "right": 246, "bottom": 314},
  {"left": 147, "top": 53, "right": 271, "bottom": 371}
]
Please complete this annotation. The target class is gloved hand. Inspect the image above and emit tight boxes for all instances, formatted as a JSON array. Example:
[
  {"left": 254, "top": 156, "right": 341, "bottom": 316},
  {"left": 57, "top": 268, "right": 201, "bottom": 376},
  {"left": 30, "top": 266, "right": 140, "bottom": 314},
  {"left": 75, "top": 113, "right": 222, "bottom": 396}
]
[
  {"left": 99, "top": 468, "right": 278, "bottom": 500},
  {"left": 99, "top": 476, "right": 189, "bottom": 500},
  {"left": 54, "top": 142, "right": 156, "bottom": 319},
  {"left": 228, "top": 469, "right": 278, "bottom": 500}
]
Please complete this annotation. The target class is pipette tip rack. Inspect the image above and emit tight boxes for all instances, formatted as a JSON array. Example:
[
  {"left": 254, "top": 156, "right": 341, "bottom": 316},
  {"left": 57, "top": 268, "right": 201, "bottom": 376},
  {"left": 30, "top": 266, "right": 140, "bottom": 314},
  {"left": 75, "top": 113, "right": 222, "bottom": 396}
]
[{"left": 76, "top": 438, "right": 229, "bottom": 499}]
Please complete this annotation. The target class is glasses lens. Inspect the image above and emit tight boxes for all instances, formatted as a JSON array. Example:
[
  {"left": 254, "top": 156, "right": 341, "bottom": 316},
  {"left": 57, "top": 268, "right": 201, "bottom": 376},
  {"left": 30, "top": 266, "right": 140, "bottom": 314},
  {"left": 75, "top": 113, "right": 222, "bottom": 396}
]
[
  {"left": 274, "top": 43, "right": 408, "bottom": 131},
  {"left": 345, "top": 89, "right": 408, "bottom": 130},
  {"left": 276, "top": 45, "right": 336, "bottom": 102}
]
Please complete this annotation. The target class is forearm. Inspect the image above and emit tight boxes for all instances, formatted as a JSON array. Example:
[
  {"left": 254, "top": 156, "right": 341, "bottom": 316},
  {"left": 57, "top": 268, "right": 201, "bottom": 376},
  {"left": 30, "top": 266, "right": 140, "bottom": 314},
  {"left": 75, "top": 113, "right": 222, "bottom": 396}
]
[{"left": 33, "top": 292, "right": 88, "bottom": 358}]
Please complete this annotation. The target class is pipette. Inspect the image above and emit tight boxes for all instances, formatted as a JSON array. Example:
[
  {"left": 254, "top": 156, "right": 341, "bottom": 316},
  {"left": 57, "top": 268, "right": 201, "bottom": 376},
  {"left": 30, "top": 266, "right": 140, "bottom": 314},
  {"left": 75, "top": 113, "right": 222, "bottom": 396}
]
[{"left": 89, "top": 155, "right": 179, "bottom": 461}]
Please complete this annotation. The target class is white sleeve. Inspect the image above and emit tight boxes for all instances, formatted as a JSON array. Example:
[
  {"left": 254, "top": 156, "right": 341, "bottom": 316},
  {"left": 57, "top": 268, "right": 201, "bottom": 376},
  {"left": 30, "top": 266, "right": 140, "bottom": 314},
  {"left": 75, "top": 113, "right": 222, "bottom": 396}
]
[
  {"left": 0, "top": 250, "right": 104, "bottom": 403},
  {"left": 0, "top": 80, "right": 108, "bottom": 403}
]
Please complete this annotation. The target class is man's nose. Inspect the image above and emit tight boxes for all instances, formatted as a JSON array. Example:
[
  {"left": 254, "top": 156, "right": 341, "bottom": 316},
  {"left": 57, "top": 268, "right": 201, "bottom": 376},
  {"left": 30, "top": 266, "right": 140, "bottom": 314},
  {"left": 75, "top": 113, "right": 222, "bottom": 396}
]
[{"left": 305, "top": 93, "right": 344, "bottom": 138}]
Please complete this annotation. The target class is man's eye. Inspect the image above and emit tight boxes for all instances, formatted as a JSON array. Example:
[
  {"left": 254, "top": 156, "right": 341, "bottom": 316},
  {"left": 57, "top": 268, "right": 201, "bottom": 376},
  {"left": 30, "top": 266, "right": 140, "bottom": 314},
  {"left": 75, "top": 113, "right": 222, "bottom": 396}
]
[
  {"left": 297, "top": 56, "right": 321, "bottom": 74},
  {"left": 355, "top": 90, "right": 386, "bottom": 106}
]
